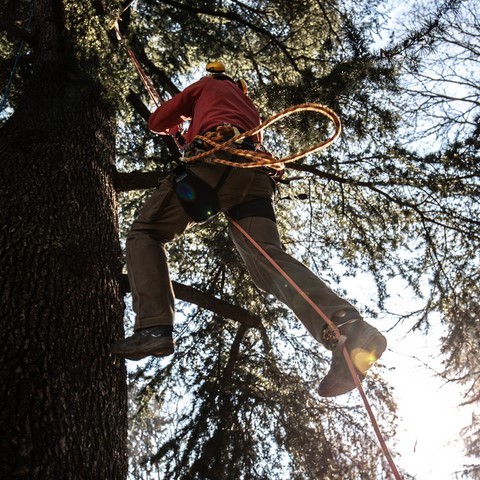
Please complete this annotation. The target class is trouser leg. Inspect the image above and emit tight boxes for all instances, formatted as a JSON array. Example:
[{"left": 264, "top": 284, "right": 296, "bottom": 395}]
[
  {"left": 127, "top": 231, "right": 175, "bottom": 329},
  {"left": 126, "top": 176, "right": 194, "bottom": 330},
  {"left": 228, "top": 216, "right": 361, "bottom": 344},
  {"left": 125, "top": 162, "right": 261, "bottom": 330},
  {"left": 126, "top": 158, "right": 359, "bottom": 341}
]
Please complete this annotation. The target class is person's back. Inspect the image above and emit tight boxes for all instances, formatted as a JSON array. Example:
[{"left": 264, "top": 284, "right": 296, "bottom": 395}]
[{"left": 148, "top": 75, "right": 261, "bottom": 144}]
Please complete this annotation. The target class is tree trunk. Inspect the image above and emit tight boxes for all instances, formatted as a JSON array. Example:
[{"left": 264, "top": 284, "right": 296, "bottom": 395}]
[{"left": 0, "top": 3, "right": 128, "bottom": 478}]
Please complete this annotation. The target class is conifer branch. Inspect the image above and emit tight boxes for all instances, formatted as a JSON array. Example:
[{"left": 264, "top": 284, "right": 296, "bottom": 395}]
[{"left": 119, "top": 274, "right": 262, "bottom": 329}]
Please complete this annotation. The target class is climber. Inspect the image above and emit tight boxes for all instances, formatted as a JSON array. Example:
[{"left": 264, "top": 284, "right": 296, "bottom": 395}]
[{"left": 111, "top": 61, "right": 387, "bottom": 397}]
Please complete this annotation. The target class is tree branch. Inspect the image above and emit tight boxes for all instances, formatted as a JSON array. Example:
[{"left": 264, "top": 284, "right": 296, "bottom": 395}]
[
  {"left": 222, "top": 324, "right": 248, "bottom": 383},
  {"left": 119, "top": 274, "right": 262, "bottom": 329},
  {"left": 126, "top": 89, "right": 180, "bottom": 160},
  {"left": 158, "top": 0, "right": 301, "bottom": 71},
  {"left": 287, "top": 162, "right": 480, "bottom": 235}
]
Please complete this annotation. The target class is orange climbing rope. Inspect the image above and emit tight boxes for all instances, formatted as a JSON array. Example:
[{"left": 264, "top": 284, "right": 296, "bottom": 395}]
[
  {"left": 187, "top": 102, "right": 342, "bottom": 169},
  {"left": 112, "top": 20, "right": 162, "bottom": 107},
  {"left": 227, "top": 216, "right": 403, "bottom": 480}
]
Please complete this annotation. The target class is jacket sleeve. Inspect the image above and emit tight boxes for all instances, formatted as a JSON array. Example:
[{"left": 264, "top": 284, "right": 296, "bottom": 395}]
[{"left": 148, "top": 80, "right": 202, "bottom": 135}]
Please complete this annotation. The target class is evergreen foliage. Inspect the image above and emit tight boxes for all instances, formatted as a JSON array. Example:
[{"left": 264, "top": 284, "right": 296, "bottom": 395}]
[{"left": 1, "top": 0, "right": 478, "bottom": 478}]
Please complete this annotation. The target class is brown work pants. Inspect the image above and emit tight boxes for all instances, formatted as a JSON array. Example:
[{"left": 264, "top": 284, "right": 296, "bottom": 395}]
[{"left": 126, "top": 162, "right": 360, "bottom": 344}]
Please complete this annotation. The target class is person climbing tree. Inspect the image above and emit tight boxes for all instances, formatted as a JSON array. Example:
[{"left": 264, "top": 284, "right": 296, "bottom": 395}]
[{"left": 111, "top": 61, "right": 387, "bottom": 397}]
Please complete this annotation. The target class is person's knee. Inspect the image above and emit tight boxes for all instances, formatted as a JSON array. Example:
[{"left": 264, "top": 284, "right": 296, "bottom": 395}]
[{"left": 126, "top": 226, "right": 168, "bottom": 245}]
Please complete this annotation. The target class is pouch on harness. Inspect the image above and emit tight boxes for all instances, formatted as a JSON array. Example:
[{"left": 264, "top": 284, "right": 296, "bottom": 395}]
[
  {"left": 173, "top": 164, "right": 228, "bottom": 223},
  {"left": 173, "top": 165, "right": 277, "bottom": 225}
]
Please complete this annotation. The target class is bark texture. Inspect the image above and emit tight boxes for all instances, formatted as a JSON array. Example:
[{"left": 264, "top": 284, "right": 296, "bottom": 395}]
[{"left": 0, "top": 2, "right": 128, "bottom": 477}]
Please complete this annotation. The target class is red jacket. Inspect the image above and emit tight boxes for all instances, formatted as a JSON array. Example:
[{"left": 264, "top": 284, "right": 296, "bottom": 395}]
[{"left": 148, "top": 76, "right": 262, "bottom": 144}]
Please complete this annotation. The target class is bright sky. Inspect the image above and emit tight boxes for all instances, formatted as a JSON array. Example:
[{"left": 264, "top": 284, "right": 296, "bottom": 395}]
[
  {"left": 345, "top": 2, "right": 479, "bottom": 475},
  {"left": 385, "top": 326, "right": 475, "bottom": 479},
  {"left": 340, "top": 272, "right": 479, "bottom": 480}
]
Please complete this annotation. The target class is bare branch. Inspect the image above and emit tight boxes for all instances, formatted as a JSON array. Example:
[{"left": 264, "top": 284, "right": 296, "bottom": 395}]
[{"left": 120, "top": 274, "right": 262, "bottom": 328}]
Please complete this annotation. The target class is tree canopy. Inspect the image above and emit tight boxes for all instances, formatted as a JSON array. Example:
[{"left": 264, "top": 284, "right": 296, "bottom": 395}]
[{"left": 1, "top": 0, "right": 478, "bottom": 478}]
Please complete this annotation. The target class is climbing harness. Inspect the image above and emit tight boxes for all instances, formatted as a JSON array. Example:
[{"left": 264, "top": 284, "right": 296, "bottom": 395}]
[
  {"left": 227, "top": 216, "right": 403, "bottom": 480},
  {"left": 227, "top": 198, "right": 276, "bottom": 223},
  {"left": 178, "top": 125, "right": 278, "bottom": 223}
]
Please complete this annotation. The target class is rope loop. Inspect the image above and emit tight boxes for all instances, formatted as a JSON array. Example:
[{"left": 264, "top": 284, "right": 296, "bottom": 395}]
[{"left": 185, "top": 102, "right": 342, "bottom": 168}]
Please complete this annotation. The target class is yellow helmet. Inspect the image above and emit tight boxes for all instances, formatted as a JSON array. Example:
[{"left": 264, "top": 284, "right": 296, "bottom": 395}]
[
  {"left": 206, "top": 61, "right": 248, "bottom": 95},
  {"left": 206, "top": 61, "right": 226, "bottom": 73}
]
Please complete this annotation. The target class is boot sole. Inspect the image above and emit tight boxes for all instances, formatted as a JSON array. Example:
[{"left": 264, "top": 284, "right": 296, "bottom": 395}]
[{"left": 111, "top": 339, "right": 174, "bottom": 361}]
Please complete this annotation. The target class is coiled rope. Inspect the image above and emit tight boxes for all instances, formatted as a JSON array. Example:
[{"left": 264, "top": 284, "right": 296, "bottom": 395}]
[{"left": 187, "top": 102, "right": 342, "bottom": 169}]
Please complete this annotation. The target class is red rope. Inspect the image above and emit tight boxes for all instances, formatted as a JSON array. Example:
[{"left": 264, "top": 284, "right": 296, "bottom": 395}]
[
  {"left": 124, "top": 47, "right": 162, "bottom": 107},
  {"left": 113, "top": 20, "right": 162, "bottom": 107},
  {"left": 227, "top": 215, "right": 403, "bottom": 480},
  {"left": 112, "top": 19, "right": 188, "bottom": 151}
]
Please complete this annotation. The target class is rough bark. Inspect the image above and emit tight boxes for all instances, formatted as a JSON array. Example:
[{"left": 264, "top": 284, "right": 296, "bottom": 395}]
[{"left": 0, "top": 1, "right": 128, "bottom": 478}]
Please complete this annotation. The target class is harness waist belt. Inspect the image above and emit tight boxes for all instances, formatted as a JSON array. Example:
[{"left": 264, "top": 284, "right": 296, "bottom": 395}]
[{"left": 227, "top": 198, "right": 276, "bottom": 223}]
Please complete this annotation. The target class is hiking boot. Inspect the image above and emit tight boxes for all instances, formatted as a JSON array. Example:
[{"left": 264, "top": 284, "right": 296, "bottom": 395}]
[
  {"left": 318, "top": 319, "right": 387, "bottom": 397},
  {"left": 111, "top": 326, "right": 174, "bottom": 361}
]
